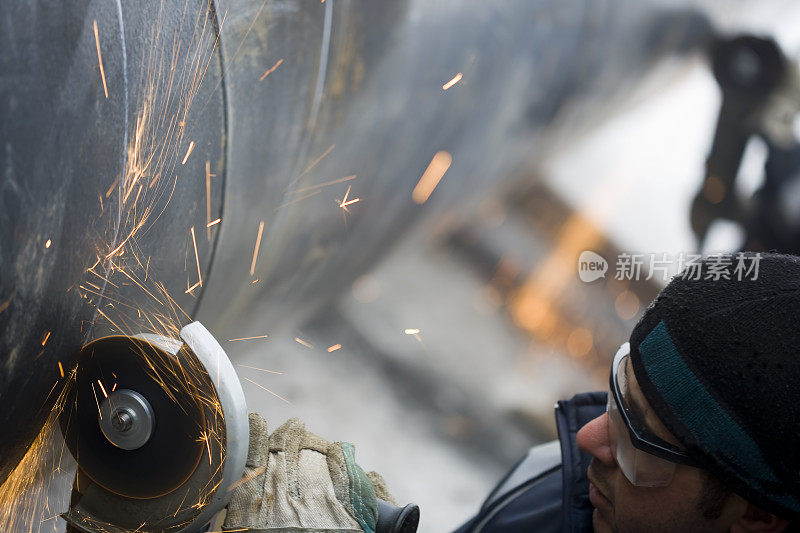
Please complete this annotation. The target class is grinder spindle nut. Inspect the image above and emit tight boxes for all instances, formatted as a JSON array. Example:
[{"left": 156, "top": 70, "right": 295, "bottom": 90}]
[{"left": 98, "top": 389, "right": 155, "bottom": 450}]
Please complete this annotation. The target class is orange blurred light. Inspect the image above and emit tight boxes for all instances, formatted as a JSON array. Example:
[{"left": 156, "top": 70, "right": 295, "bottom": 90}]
[{"left": 566, "top": 328, "right": 594, "bottom": 357}]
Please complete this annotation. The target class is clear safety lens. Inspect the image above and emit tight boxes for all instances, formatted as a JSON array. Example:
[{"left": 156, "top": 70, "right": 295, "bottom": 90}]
[{"left": 607, "top": 355, "right": 678, "bottom": 487}]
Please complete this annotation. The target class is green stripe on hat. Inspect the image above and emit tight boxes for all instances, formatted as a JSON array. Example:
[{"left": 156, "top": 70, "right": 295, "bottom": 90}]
[{"left": 639, "top": 320, "right": 800, "bottom": 512}]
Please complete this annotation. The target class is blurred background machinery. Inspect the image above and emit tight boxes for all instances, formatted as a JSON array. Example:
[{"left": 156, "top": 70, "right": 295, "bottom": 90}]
[{"left": 2, "top": 0, "right": 800, "bottom": 531}]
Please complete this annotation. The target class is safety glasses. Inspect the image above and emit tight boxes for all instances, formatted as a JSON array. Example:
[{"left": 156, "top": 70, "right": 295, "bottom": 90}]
[{"left": 607, "top": 343, "right": 701, "bottom": 487}]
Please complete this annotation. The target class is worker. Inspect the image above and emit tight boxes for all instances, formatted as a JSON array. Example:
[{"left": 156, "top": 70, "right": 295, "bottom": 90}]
[{"left": 455, "top": 252, "right": 800, "bottom": 532}]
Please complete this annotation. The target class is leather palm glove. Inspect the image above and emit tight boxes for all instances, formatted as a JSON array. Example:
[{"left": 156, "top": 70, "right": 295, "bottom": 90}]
[{"left": 223, "top": 414, "right": 397, "bottom": 533}]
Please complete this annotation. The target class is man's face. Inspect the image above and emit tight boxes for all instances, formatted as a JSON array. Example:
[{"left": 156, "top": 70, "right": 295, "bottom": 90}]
[{"left": 575, "top": 357, "right": 744, "bottom": 533}]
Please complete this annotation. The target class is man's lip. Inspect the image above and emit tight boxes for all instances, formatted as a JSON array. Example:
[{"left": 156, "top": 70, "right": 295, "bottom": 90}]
[{"left": 588, "top": 480, "right": 613, "bottom": 510}]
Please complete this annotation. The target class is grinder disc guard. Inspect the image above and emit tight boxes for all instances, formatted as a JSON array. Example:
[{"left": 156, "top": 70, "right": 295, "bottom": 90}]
[{"left": 59, "top": 322, "right": 247, "bottom": 532}]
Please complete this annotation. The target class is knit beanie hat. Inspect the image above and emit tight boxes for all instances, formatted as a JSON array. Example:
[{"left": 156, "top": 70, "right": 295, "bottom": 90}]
[{"left": 629, "top": 252, "right": 800, "bottom": 520}]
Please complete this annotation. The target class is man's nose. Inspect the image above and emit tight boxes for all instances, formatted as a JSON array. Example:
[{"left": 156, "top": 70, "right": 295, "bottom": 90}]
[{"left": 576, "top": 412, "right": 615, "bottom": 466}]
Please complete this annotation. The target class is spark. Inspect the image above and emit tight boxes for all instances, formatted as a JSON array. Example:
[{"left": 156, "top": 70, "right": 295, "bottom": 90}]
[
  {"left": 87, "top": 255, "right": 102, "bottom": 272},
  {"left": 57, "top": 361, "right": 64, "bottom": 378},
  {"left": 288, "top": 144, "right": 335, "bottom": 189},
  {"left": 202, "top": 431, "right": 212, "bottom": 465},
  {"left": 207, "top": 218, "right": 221, "bottom": 228},
  {"left": 237, "top": 364, "right": 282, "bottom": 374},
  {"left": 112, "top": 382, "right": 117, "bottom": 392},
  {"left": 228, "top": 335, "right": 269, "bottom": 342},
  {"left": 91, "top": 383, "right": 102, "bottom": 420},
  {"left": 223, "top": 2, "right": 263, "bottom": 75},
  {"left": 442, "top": 72, "right": 463, "bottom": 90},
  {"left": 229, "top": 465, "right": 266, "bottom": 491},
  {"left": 185, "top": 281, "right": 201, "bottom": 294},
  {"left": 155, "top": 280, "right": 192, "bottom": 320},
  {"left": 412, "top": 151, "right": 452, "bottom": 204},
  {"left": 95, "top": 307, "right": 125, "bottom": 335},
  {"left": 277, "top": 189, "right": 321, "bottom": 209},
  {"left": 0, "top": 298, "right": 9, "bottom": 315},
  {"left": 97, "top": 379, "right": 108, "bottom": 399},
  {"left": 340, "top": 197, "right": 360, "bottom": 208},
  {"left": 104, "top": 176, "right": 118, "bottom": 198},
  {"left": 41, "top": 331, "right": 51, "bottom": 346},
  {"left": 294, "top": 337, "right": 313, "bottom": 349},
  {"left": 405, "top": 328, "right": 423, "bottom": 344},
  {"left": 242, "top": 377, "right": 290, "bottom": 404},
  {"left": 190, "top": 226, "right": 202, "bottom": 287},
  {"left": 45, "top": 239, "right": 51, "bottom": 249},
  {"left": 181, "top": 141, "right": 195, "bottom": 165},
  {"left": 250, "top": 279, "right": 259, "bottom": 284},
  {"left": 206, "top": 160, "right": 214, "bottom": 239},
  {"left": 110, "top": 260, "right": 164, "bottom": 305},
  {"left": 259, "top": 58, "right": 284, "bottom": 81},
  {"left": 327, "top": 344, "right": 341, "bottom": 353},
  {"left": 173, "top": 489, "right": 191, "bottom": 518},
  {"left": 250, "top": 220, "right": 264, "bottom": 276},
  {"left": 105, "top": 233, "right": 133, "bottom": 258},
  {"left": 93, "top": 20, "right": 109, "bottom": 99},
  {"left": 290, "top": 174, "right": 357, "bottom": 195},
  {"left": 337, "top": 185, "right": 360, "bottom": 212},
  {"left": 42, "top": 380, "right": 60, "bottom": 410}
]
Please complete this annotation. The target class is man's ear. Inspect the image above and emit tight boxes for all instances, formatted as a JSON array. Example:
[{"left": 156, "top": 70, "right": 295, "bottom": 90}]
[{"left": 729, "top": 503, "right": 789, "bottom": 533}]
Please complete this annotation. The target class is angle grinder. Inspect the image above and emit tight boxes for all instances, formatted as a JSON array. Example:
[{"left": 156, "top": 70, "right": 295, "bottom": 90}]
[
  {"left": 59, "top": 322, "right": 419, "bottom": 533},
  {"left": 59, "top": 321, "right": 247, "bottom": 532}
]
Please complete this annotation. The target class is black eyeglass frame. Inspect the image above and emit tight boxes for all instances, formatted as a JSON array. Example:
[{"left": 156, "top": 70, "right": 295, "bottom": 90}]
[{"left": 609, "top": 343, "right": 702, "bottom": 468}]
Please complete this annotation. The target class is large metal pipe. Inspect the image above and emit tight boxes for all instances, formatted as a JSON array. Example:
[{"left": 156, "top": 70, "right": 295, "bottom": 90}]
[{"left": 0, "top": 0, "right": 710, "bottom": 486}]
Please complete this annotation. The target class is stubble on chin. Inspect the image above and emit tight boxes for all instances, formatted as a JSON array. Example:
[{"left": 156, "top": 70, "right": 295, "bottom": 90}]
[
  {"left": 593, "top": 509, "right": 603, "bottom": 532},
  {"left": 593, "top": 507, "right": 615, "bottom": 533}
]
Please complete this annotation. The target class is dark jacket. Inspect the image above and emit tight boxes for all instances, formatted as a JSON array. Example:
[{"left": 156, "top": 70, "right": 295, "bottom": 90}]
[{"left": 454, "top": 392, "right": 607, "bottom": 533}]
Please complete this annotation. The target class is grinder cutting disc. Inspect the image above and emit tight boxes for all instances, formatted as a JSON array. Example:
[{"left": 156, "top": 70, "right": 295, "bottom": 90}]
[
  {"left": 59, "top": 322, "right": 247, "bottom": 533},
  {"left": 62, "top": 336, "right": 204, "bottom": 499}
]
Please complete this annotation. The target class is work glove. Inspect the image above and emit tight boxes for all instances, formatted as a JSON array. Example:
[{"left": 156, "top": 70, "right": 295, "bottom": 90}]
[{"left": 223, "top": 414, "right": 397, "bottom": 533}]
